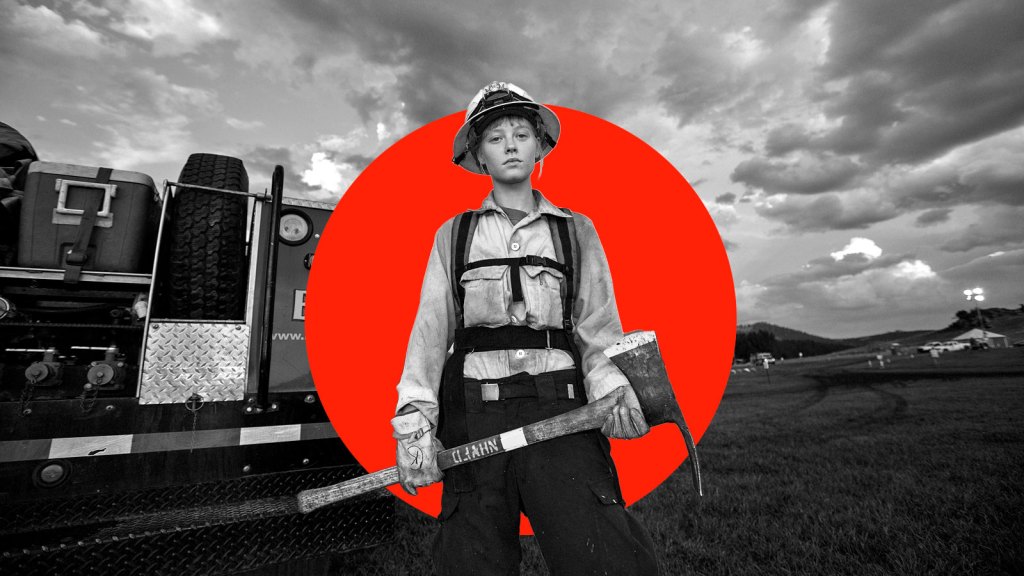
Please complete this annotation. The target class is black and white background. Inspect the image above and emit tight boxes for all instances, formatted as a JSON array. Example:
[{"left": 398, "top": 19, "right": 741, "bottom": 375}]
[{"left": 2, "top": 1, "right": 1022, "bottom": 574}]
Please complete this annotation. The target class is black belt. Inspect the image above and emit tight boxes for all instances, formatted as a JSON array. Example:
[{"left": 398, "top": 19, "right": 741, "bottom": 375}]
[
  {"left": 454, "top": 326, "right": 574, "bottom": 353},
  {"left": 462, "top": 369, "right": 579, "bottom": 412}
]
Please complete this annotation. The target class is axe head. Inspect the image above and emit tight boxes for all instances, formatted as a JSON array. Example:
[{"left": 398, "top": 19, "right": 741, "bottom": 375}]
[
  {"left": 604, "top": 330, "right": 704, "bottom": 496},
  {"left": 604, "top": 331, "right": 682, "bottom": 427}
]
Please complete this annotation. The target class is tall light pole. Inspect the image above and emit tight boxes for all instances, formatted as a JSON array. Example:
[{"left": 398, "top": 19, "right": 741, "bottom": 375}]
[{"left": 963, "top": 287, "right": 986, "bottom": 342}]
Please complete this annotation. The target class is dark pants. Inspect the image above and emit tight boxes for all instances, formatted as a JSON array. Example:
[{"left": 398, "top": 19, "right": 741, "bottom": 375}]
[{"left": 432, "top": 392, "right": 660, "bottom": 576}]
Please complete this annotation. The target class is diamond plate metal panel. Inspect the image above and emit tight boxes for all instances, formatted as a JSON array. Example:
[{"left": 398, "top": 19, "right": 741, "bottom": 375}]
[
  {"left": 282, "top": 196, "right": 336, "bottom": 211},
  {"left": 3, "top": 466, "right": 367, "bottom": 534},
  {"left": 140, "top": 322, "right": 250, "bottom": 404},
  {"left": 1, "top": 466, "right": 394, "bottom": 576}
]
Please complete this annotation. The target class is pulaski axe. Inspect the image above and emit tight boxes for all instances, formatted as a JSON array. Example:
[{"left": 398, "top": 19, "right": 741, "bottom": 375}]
[{"left": 297, "top": 330, "right": 702, "bottom": 514}]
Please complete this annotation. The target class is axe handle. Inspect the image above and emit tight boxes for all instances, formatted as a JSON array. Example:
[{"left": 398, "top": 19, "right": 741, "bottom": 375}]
[
  {"left": 296, "top": 388, "right": 625, "bottom": 514},
  {"left": 296, "top": 467, "right": 401, "bottom": 513}
]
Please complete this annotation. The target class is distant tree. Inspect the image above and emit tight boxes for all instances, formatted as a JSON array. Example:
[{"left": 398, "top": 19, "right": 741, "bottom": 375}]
[
  {"left": 952, "top": 310, "right": 973, "bottom": 330},
  {"left": 734, "top": 329, "right": 776, "bottom": 360},
  {"left": 947, "top": 308, "right": 991, "bottom": 331},
  {"left": 734, "top": 329, "right": 852, "bottom": 360}
]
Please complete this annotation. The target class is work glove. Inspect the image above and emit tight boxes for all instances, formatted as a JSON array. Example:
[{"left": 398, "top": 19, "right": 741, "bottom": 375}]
[
  {"left": 392, "top": 410, "right": 444, "bottom": 495},
  {"left": 601, "top": 385, "right": 650, "bottom": 439}
]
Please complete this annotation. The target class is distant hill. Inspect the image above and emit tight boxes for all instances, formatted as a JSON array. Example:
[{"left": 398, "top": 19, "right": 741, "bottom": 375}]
[
  {"left": 840, "top": 330, "right": 934, "bottom": 348},
  {"left": 734, "top": 323, "right": 853, "bottom": 360},
  {"left": 738, "top": 308, "right": 1024, "bottom": 359},
  {"left": 913, "top": 308, "right": 1024, "bottom": 346},
  {"left": 736, "top": 322, "right": 837, "bottom": 344}
]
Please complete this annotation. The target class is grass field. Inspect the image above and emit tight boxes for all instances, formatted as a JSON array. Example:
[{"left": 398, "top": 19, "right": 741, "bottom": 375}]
[{"left": 330, "top": 348, "right": 1024, "bottom": 575}]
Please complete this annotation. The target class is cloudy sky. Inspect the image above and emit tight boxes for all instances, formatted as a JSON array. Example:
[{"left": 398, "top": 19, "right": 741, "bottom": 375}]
[{"left": 2, "top": 0, "right": 1022, "bottom": 338}]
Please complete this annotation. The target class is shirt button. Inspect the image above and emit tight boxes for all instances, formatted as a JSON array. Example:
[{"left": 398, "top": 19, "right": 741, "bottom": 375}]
[
  {"left": 511, "top": 242, "right": 520, "bottom": 251},
  {"left": 515, "top": 349, "right": 526, "bottom": 359}
]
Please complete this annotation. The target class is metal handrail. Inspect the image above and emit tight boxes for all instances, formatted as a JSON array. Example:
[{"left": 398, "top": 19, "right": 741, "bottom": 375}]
[{"left": 165, "top": 180, "right": 271, "bottom": 201}]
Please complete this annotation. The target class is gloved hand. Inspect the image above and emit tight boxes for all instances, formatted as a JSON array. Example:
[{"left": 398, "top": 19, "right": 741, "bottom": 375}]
[
  {"left": 392, "top": 410, "right": 444, "bottom": 495},
  {"left": 601, "top": 385, "right": 650, "bottom": 439}
]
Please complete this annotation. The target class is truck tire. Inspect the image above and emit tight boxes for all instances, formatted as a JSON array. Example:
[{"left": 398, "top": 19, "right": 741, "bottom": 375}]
[{"left": 163, "top": 153, "right": 249, "bottom": 320}]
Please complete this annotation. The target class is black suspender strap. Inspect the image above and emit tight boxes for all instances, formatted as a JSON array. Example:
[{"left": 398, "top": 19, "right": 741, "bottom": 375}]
[
  {"left": 549, "top": 209, "right": 578, "bottom": 332},
  {"left": 555, "top": 210, "right": 584, "bottom": 383},
  {"left": 451, "top": 207, "right": 581, "bottom": 333},
  {"left": 443, "top": 210, "right": 475, "bottom": 463},
  {"left": 451, "top": 211, "right": 475, "bottom": 326},
  {"left": 453, "top": 209, "right": 576, "bottom": 312}
]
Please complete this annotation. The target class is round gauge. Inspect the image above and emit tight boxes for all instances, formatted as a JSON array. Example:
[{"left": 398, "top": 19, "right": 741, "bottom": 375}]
[{"left": 279, "top": 211, "right": 312, "bottom": 245}]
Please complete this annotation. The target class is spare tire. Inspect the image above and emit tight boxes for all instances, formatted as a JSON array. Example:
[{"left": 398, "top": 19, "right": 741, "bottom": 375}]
[
  {"left": 162, "top": 153, "right": 249, "bottom": 320},
  {"left": 1, "top": 120, "right": 39, "bottom": 183}
]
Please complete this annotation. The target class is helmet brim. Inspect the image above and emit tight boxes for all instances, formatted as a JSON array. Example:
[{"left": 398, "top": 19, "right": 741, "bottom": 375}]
[{"left": 452, "top": 102, "right": 560, "bottom": 175}]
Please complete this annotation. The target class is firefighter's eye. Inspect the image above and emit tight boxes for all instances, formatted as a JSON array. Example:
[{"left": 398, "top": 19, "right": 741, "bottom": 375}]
[{"left": 279, "top": 212, "right": 312, "bottom": 245}]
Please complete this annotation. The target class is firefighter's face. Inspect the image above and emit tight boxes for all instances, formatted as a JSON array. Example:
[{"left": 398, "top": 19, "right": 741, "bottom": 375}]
[{"left": 475, "top": 116, "right": 539, "bottom": 184}]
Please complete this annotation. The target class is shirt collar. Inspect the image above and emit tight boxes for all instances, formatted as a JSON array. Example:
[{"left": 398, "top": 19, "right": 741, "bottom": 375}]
[{"left": 474, "top": 189, "right": 570, "bottom": 219}]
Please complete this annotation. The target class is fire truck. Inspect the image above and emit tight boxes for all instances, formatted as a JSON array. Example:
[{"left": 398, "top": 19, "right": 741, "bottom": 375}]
[{"left": 0, "top": 152, "right": 393, "bottom": 574}]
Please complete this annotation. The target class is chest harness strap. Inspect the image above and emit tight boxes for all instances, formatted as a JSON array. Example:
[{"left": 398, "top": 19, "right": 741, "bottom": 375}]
[{"left": 449, "top": 209, "right": 580, "bottom": 331}]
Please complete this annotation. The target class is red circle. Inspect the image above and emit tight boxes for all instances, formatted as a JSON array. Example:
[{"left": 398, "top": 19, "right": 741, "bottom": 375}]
[{"left": 307, "top": 107, "right": 734, "bottom": 535}]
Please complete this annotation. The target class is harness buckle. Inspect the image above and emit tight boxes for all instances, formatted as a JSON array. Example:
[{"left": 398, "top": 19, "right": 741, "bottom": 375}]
[
  {"left": 481, "top": 383, "right": 500, "bottom": 402},
  {"left": 520, "top": 255, "right": 541, "bottom": 267}
]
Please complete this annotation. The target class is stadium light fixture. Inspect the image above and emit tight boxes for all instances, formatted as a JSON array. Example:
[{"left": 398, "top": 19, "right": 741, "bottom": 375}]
[{"left": 964, "top": 287, "right": 987, "bottom": 341}]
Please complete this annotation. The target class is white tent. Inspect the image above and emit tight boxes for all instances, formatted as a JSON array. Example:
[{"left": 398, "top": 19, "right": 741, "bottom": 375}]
[{"left": 953, "top": 328, "right": 1009, "bottom": 348}]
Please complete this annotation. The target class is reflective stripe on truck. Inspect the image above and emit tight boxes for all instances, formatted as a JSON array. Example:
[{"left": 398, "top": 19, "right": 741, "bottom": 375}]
[{"left": 0, "top": 422, "right": 337, "bottom": 462}]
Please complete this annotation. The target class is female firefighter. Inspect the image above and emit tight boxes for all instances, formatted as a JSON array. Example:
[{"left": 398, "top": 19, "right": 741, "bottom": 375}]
[{"left": 391, "top": 81, "right": 660, "bottom": 575}]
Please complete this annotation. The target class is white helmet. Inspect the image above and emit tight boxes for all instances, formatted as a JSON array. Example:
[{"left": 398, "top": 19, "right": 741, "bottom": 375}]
[{"left": 451, "top": 81, "right": 560, "bottom": 174}]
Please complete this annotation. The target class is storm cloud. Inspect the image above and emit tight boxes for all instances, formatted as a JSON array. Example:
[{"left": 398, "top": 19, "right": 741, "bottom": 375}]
[
  {"left": 4, "top": 0, "right": 1021, "bottom": 337},
  {"left": 729, "top": 0, "right": 1024, "bottom": 237},
  {"left": 753, "top": 192, "right": 899, "bottom": 232},
  {"left": 732, "top": 155, "right": 861, "bottom": 195}
]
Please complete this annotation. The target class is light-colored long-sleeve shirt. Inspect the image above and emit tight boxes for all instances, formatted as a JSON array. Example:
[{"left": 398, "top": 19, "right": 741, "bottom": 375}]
[{"left": 395, "top": 190, "right": 631, "bottom": 425}]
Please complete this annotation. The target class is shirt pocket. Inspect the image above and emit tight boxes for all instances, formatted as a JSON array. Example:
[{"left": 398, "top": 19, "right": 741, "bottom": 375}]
[
  {"left": 459, "top": 266, "right": 510, "bottom": 327},
  {"left": 522, "top": 265, "right": 564, "bottom": 328}
]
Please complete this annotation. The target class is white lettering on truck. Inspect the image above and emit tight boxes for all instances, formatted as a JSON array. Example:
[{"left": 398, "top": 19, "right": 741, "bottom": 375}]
[{"left": 293, "top": 290, "right": 306, "bottom": 321}]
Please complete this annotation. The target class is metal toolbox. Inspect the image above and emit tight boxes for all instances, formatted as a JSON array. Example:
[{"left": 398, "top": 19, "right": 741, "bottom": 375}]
[{"left": 17, "top": 162, "right": 158, "bottom": 275}]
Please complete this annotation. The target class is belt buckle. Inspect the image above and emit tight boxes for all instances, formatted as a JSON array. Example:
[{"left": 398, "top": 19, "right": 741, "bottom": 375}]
[{"left": 481, "top": 383, "right": 500, "bottom": 402}]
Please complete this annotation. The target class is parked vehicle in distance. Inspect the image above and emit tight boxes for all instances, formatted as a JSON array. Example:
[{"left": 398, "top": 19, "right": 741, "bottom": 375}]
[
  {"left": 750, "top": 352, "right": 776, "bottom": 365},
  {"left": 942, "top": 340, "right": 970, "bottom": 351},
  {"left": 917, "top": 341, "right": 944, "bottom": 353}
]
